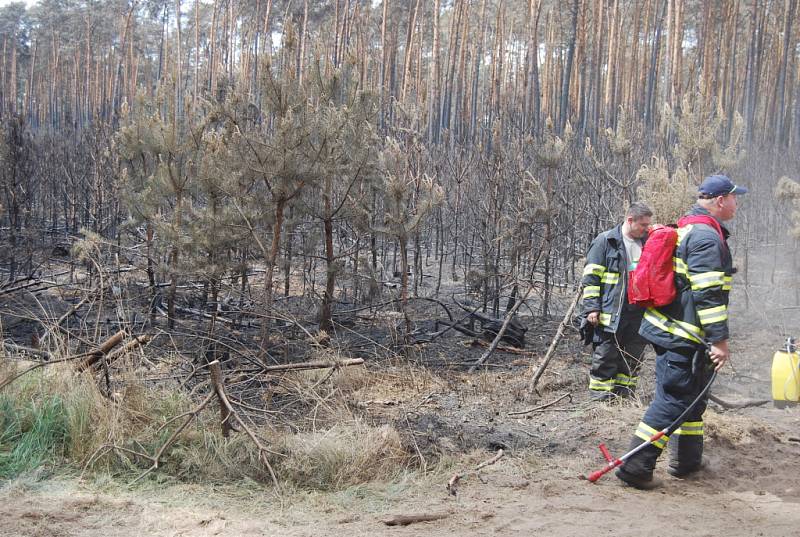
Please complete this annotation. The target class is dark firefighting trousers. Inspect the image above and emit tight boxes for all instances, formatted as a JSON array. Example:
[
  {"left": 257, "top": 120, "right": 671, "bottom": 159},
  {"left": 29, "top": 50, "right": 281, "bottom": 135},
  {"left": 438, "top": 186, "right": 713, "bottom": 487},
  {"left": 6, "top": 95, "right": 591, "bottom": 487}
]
[
  {"left": 589, "top": 314, "right": 647, "bottom": 398},
  {"left": 620, "top": 345, "right": 710, "bottom": 477}
]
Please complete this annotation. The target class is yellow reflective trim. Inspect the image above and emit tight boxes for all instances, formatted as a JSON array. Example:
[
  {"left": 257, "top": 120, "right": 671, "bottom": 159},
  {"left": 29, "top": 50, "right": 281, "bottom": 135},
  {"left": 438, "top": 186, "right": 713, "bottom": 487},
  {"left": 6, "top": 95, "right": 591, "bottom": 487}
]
[
  {"left": 598, "top": 313, "right": 612, "bottom": 326},
  {"left": 614, "top": 373, "right": 638, "bottom": 387},
  {"left": 675, "top": 421, "right": 704, "bottom": 435},
  {"left": 636, "top": 422, "right": 658, "bottom": 435},
  {"left": 722, "top": 275, "right": 732, "bottom": 291},
  {"left": 675, "top": 420, "right": 704, "bottom": 435},
  {"left": 589, "top": 377, "right": 615, "bottom": 391},
  {"left": 689, "top": 271, "right": 726, "bottom": 290},
  {"left": 692, "top": 281, "right": 725, "bottom": 290},
  {"left": 677, "top": 225, "right": 693, "bottom": 245},
  {"left": 583, "top": 264, "right": 606, "bottom": 277},
  {"left": 635, "top": 422, "right": 669, "bottom": 449},
  {"left": 698, "top": 305, "right": 728, "bottom": 325},
  {"left": 689, "top": 271, "right": 725, "bottom": 283},
  {"left": 699, "top": 313, "right": 728, "bottom": 325},
  {"left": 673, "top": 257, "right": 688, "bottom": 276},
  {"left": 583, "top": 285, "right": 600, "bottom": 299},
  {"left": 644, "top": 308, "right": 704, "bottom": 344},
  {"left": 600, "top": 272, "right": 620, "bottom": 285},
  {"left": 675, "top": 317, "right": 704, "bottom": 337}
]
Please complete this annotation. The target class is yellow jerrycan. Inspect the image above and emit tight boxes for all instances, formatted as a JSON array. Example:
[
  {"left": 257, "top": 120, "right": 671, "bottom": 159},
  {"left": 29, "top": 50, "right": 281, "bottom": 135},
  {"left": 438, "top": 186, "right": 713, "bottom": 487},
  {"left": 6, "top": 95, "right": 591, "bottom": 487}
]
[{"left": 771, "top": 337, "right": 800, "bottom": 408}]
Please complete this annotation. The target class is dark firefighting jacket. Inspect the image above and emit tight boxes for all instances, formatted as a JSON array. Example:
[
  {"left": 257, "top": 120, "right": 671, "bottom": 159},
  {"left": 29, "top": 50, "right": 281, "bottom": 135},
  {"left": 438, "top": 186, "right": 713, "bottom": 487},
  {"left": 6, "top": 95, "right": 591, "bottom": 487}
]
[
  {"left": 581, "top": 224, "right": 644, "bottom": 333},
  {"left": 639, "top": 205, "right": 733, "bottom": 351}
]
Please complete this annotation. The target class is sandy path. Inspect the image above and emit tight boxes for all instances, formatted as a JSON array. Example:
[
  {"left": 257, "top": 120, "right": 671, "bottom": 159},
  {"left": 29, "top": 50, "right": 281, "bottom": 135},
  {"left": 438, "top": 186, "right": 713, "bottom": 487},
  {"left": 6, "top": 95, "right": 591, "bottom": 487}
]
[{"left": 3, "top": 435, "right": 799, "bottom": 537}]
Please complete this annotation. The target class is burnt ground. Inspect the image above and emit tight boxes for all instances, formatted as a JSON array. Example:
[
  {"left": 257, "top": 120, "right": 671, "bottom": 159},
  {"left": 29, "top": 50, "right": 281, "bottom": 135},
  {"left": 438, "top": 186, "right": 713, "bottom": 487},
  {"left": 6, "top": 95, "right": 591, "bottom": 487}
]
[{"left": 2, "top": 242, "right": 800, "bottom": 536}]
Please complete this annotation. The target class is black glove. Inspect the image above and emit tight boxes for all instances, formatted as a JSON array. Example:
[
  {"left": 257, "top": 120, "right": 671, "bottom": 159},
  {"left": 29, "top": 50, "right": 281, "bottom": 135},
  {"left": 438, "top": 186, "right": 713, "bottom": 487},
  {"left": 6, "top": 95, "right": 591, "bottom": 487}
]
[{"left": 579, "top": 316, "right": 595, "bottom": 346}]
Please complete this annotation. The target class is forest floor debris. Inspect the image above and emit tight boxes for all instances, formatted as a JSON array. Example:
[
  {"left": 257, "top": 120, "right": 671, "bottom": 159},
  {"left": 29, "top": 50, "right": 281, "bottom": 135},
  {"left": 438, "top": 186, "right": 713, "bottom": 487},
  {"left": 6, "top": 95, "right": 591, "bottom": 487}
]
[{"left": 2, "top": 249, "right": 800, "bottom": 535}]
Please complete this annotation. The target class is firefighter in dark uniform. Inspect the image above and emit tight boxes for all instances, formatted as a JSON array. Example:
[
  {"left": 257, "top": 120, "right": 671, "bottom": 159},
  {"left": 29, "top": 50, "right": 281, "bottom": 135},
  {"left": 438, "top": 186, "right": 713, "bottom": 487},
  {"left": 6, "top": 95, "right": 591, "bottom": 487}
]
[
  {"left": 582, "top": 202, "right": 653, "bottom": 400},
  {"left": 616, "top": 175, "right": 747, "bottom": 490}
]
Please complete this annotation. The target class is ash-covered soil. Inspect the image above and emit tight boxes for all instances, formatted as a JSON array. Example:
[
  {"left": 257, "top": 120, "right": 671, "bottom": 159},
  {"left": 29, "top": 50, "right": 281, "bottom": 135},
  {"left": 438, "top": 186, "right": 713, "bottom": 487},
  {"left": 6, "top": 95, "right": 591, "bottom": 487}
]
[{"left": 2, "top": 244, "right": 800, "bottom": 536}]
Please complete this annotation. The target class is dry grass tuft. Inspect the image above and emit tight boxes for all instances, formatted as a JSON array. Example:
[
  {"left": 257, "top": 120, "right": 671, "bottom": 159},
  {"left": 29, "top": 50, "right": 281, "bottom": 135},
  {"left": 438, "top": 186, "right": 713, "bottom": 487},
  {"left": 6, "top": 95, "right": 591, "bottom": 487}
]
[
  {"left": 1, "top": 354, "right": 415, "bottom": 490},
  {"left": 271, "top": 422, "right": 409, "bottom": 490}
]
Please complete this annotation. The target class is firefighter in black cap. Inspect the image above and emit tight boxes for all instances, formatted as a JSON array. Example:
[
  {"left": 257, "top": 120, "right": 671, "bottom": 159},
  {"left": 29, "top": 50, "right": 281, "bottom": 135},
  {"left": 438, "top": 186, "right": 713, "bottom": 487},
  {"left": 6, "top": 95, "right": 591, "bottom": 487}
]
[{"left": 616, "top": 174, "right": 747, "bottom": 490}]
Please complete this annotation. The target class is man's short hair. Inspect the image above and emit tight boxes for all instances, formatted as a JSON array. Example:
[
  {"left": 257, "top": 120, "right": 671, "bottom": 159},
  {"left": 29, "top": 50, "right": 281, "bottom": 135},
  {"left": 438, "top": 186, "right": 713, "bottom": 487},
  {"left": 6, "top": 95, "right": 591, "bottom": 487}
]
[{"left": 626, "top": 202, "right": 653, "bottom": 220}]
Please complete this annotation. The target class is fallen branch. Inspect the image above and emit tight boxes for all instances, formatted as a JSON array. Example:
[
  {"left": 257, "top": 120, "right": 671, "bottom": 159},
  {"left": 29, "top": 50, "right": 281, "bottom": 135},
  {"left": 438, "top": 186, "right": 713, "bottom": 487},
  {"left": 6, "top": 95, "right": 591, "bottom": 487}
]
[
  {"left": 0, "top": 333, "right": 147, "bottom": 391},
  {"left": 474, "top": 449, "right": 505, "bottom": 471},
  {"left": 2, "top": 341, "right": 53, "bottom": 360},
  {"left": 40, "top": 293, "right": 95, "bottom": 348},
  {"left": 240, "top": 358, "right": 365, "bottom": 374},
  {"left": 100, "top": 335, "right": 150, "bottom": 369},
  {"left": 208, "top": 360, "right": 280, "bottom": 489},
  {"left": 131, "top": 391, "right": 216, "bottom": 485},
  {"left": 210, "top": 360, "right": 234, "bottom": 437},
  {"left": 54, "top": 294, "right": 92, "bottom": 327},
  {"left": 446, "top": 449, "right": 505, "bottom": 496},
  {"left": 527, "top": 289, "right": 582, "bottom": 395},
  {"left": 449, "top": 322, "right": 480, "bottom": 338},
  {"left": 0, "top": 279, "right": 60, "bottom": 295},
  {"left": 413, "top": 306, "right": 481, "bottom": 344},
  {"left": 466, "top": 339, "right": 536, "bottom": 356},
  {"left": 382, "top": 513, "right": 450, "bottom": 526},
  {"left": 76, "top": 330, "right": 127, "bottom": 371},
  {"left": 709, "top": 393, "right": 771, "bottom": 409},
  {"left": 507, "top": 392, "right": 573, "bottom": 416},
  {"left": 469, "top": 287, "right": 533, "bottom": 373},
  {"left": 175, "top": 306, "right": 238, "bottom": 326}
]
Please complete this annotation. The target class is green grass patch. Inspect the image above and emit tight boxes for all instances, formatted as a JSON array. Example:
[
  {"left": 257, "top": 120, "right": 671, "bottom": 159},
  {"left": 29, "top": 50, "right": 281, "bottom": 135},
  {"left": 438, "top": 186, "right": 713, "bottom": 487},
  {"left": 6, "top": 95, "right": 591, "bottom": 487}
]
[
  {"left": 0, "top": 361, "right": 413, "bottom": 490},
  {"left": 0, "top": 394, "right": 71, "bottom": 479}
]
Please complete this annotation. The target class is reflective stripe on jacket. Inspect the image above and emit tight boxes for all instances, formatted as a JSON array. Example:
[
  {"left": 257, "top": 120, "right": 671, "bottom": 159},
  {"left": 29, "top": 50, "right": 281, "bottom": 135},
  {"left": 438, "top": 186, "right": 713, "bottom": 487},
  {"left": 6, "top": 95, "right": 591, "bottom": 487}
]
[
  {"left": 581, "top": 224, "right": 643, "bottom": 333},
  {"left": 639, "top": 205, "right": 733, "bottom": 350}
]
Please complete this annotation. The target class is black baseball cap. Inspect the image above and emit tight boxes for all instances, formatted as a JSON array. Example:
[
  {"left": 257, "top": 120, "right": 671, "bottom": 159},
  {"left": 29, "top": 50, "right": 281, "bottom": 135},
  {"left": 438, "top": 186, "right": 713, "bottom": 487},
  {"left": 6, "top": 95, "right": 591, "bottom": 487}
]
[{"left": 698, "top": 174, "right": 749, "bottom": 198}]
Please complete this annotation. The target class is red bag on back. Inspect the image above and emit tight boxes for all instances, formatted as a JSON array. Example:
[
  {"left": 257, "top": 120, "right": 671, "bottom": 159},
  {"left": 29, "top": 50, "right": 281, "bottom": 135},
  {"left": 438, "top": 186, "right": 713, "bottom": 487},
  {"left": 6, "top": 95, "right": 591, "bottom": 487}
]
[
  {"left": 627, "top": 224, "right": 678, "bottom": 308},
  {"left": 627, "top": 215, "right": 725, "bottom": 308}
]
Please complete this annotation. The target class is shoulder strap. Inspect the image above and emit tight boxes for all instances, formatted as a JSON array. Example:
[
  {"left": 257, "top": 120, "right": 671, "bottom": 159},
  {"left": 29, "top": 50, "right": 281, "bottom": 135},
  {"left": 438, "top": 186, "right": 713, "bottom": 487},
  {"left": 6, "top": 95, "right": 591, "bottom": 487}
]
[{"left": 677, "top": 215, "right": 727, "bottom": 251}]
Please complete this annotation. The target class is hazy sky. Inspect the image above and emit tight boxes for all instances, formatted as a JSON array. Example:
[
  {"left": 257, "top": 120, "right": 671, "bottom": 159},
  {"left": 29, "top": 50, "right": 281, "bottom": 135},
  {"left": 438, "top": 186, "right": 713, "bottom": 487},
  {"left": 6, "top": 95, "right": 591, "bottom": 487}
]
[{"left": 0, "top": 0, "right": 38, "bottom": 8}]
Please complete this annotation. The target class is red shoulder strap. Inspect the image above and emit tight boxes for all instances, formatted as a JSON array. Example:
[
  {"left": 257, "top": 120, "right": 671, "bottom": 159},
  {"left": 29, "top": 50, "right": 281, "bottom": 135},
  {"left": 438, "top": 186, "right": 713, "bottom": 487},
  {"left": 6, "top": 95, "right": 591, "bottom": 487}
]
[{"left": 677, "top": 215, "right": 727, "bottom": 248}]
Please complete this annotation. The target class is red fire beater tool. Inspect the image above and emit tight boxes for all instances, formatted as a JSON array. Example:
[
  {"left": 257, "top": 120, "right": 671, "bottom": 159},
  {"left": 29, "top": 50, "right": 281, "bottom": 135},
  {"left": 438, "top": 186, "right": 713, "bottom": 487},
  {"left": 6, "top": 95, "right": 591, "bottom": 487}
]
[{"left": 585, "top": 367, "right": 717, "bottom": 483}]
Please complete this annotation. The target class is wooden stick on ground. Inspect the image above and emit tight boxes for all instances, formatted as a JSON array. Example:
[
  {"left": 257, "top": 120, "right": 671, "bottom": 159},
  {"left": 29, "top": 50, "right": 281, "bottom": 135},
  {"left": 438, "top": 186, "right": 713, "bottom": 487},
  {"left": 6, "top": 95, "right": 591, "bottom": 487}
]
[
  {"left": 76, "top": 330, "right": 127, "bottom": 371},
  {"left": 382, "top": 513, "right": 451, "bottom": 526},
  {"left": 0, "top": 333, "right": 146, "bottom": 391},
  {"left": 527, "top": 289, "right": 582, "bottom": 395},
  {"left": 100, "top": 335, "right": 149, "bottom": 369},
  {"left": 446, "top": 449, "right": 505, "bottom": 497},
  {"left": 237, "top": 358, "right": 365, "bottom": 375},
  {"left": 55, "top": 294, "right": 92, "bottom": 326},
  {"left": 709, "top": 393, "right": 771, "bottom": 409},
  {"left": 259, "top": 358, "right": 364, "bottom": 372},
  {"left": 466, "top": 339, "right": 537, "bottom": 356},
  {"left": 507, "top": 392, "right": 573, "bottom": 416}
]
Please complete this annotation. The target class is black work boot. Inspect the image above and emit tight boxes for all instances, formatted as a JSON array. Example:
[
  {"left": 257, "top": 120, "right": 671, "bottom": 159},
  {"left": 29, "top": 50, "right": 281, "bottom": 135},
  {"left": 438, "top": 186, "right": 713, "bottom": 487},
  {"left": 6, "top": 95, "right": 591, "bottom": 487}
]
[
  {"left": 589, "top": 390, "right": 616, "bottom": 402},
  {"left": 614, "top": 385, "right": 637, "bottom": 399},
  {"left": 615, "top": 468, "right": 663, "bottom": 490},
  {"left": 617, "top": 436, "right": 662, "bottom": 490},
  {"left": 668, "top": 433, "right": 704, "bottom": 477},
  {"left": 667, "top": 456, "right": 709, "bottom": 478}
]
